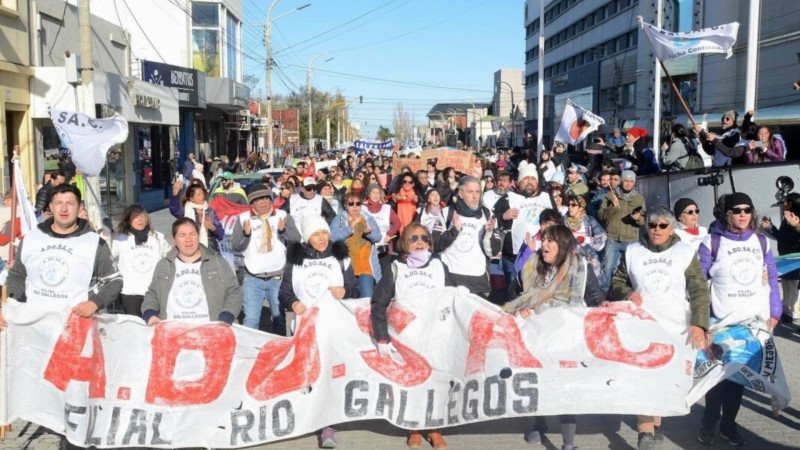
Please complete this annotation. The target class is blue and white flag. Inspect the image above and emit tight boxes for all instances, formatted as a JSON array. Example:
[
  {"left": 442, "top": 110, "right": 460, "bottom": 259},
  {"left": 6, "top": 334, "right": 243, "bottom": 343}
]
[
  {"left": 640, "top": 19, "right": 739, "bottom": 61},
  {"left": 49, "top": 109, "right": 128, "bottom": 176},
  {"left": 353, "top": 139, "right": 394, "bottom": 154}
]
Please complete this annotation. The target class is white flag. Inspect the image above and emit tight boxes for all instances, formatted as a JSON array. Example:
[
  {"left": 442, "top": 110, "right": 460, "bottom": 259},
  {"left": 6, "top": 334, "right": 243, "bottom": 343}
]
[
  {"left": 640, "top": 20, "right": 739, "bottom": 61},
  {"left": 12, "top": 159, "right": 38, "bottom": 235},
  {"left": 48, "top": 109, "right": 128, "bottom": 176},
  {"left": 554, "top": 99, "right": 605, "bottom": 146}
]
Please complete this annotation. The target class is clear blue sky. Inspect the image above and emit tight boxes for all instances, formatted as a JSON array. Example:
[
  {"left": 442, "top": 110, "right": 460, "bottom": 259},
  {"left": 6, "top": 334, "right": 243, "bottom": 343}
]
[{"left": 241, "top": 0, "right": 525, "bottom": 139}]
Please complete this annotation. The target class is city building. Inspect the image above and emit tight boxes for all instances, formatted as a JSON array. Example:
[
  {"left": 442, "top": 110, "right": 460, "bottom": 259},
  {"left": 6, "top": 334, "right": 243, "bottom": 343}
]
[
  {"left": 493, "top": 68, "right": 526, "bottom": 147},
  {"left": 0, "top": 0, "right": 34, "bottom": 193},
  {"left": 427, "top": 103, "right": 490, "bottom": 148},
  {"left": 525, "top": 0, "right": 800, "bottom": 154}
]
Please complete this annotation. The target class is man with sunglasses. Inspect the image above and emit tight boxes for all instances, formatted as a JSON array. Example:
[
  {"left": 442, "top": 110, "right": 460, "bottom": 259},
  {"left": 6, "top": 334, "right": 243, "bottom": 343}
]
[{"left": 673, "top": 198, "right": 708, "bottom": 251}]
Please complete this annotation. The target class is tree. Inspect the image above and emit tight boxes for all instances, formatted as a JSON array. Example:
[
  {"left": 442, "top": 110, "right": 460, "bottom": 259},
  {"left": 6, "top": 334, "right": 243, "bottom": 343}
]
[
  {"left": 376, "top": 126, "right": 394, "bottom": 141},
  {"left": 282, "top": 87, "right": 346, "bottom": 146},
  {"left": 392, "top": 103, "right": 413, "bottom": 143}
]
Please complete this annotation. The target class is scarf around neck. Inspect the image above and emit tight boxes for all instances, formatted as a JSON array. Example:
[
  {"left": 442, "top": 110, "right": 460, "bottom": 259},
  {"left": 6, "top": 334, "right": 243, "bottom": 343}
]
[
  {"left": 454, "top": 198, "right": 482, "bottom": 219},
  {"left": 503, "top": 252, "right": 587, "bottom": 314},
  {"left": 184, "top": 200, "right": 210, "bottom": 247},
  {"left": 130, "top": 225, "right": 151, "bottom": 246}
]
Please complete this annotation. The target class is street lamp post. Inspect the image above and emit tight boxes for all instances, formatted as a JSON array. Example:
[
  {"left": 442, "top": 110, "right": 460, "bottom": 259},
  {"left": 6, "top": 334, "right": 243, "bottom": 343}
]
[
  {"left": 307, "top": 53, "right": 333, "bottom": 152},
  {"left": 499, "top": 81, "right": 516, "bottom": 147},
  {"left": 266, "top": 2, "right": 310, "bottom": 166}
]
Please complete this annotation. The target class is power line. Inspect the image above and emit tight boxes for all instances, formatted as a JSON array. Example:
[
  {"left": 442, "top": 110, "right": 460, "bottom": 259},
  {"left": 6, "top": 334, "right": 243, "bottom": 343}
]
[{"left": 283, "top": 65, "right": 492, "bottom": 93}]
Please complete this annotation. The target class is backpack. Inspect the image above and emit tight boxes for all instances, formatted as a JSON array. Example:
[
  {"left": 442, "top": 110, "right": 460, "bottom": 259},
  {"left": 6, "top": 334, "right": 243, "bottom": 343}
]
[{"left": 679, "top": 137, "right": 705, "bottom": 170}]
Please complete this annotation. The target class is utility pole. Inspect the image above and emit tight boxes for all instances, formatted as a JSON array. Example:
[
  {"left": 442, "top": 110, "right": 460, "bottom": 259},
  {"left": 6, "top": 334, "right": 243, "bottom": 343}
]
[
  {"left": 79, "top": 0, "right": 102, "bottom": 230},
  {"left": 325, "top": 94, "right": 331, "bottom": 151},
  {"left": 265, "top": 1, "right": 278, "bottom": 167}
]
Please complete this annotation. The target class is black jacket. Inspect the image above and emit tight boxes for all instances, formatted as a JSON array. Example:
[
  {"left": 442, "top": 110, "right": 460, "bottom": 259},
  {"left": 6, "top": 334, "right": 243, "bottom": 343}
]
[{"left": 34, "top": 182, "right": 53, "bottom": 213}]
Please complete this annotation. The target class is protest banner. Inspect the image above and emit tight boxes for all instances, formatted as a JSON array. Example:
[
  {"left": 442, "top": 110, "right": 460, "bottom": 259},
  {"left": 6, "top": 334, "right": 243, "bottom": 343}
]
[
  {"left": 392, "top": 157, "right": 427, "bottom": 175},
  {"left": 420, "top": 149, "right": 441, "bottom": 161},
  {"left": 209, "top": 196, "right": 251, "bottom": 270},
  {"left": 4, "top": 288, "right": 788, "bottom": 448},
  {"left": 435, "top": 150, "right": 474, "bottom": 174}
]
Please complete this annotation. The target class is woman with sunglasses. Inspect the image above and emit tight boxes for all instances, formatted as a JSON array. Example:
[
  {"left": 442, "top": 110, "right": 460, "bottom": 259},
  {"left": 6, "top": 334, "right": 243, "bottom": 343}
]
[
  {"left": 391, "top": 174, "right": 419, "bottom": 233},
  {"left": 331, "top": 192, "right": 383, "bottom": 298},
  {"left": 362, "top": 183, "right": 400, "bottom": 262},
  {"left": 272, "top": 182, "right": 294, "bottom": 210},
  {"left": 370, "top": 223, "right": 453, "bottom": 450},
  {"left": 672, "top": 198, "right": 707, "bottom": 251},
  {"left": 609, "top": 207, "right": 710, "bottom": 449},
  {"left": 696, "top": 192, "right": 781, "bottom": 446},
  {"left": 549, "top": 183, "right": 568, "bottom": 215},
  {"left": 503, "top": 225, "right": 606, "bottom": 450}
]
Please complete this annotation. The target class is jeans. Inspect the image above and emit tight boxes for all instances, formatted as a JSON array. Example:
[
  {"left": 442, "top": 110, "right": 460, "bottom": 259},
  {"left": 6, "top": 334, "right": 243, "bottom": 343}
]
[
  {"left": 357, "top": 274, "right": 375, "bottom": 299},
  {"left": 601, "top": 239, "right": 631, "bottom": 292},
  {"left": 242, "top": 274, "right": 284, "bottom": 336},
  {"left": 501, "top": 257, "right": 519, "bottom": 302}
]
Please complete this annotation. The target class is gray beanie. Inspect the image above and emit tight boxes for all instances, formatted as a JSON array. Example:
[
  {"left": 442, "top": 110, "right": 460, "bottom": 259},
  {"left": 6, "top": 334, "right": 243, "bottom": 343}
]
[{"left": 621, "top": 170, "right": 636, "bottom": 182}]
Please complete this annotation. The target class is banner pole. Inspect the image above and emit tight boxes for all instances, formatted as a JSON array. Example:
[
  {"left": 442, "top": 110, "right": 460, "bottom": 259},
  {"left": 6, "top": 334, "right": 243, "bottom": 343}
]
[{"left": 658, "top": 60, "right": 698, "bottom": 128}]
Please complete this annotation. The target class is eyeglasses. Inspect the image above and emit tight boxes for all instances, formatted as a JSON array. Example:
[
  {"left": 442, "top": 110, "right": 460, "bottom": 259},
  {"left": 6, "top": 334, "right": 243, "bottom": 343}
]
[
  {"left": 408, "top": 234, "right": 430, "bottom": 243},
  {"left": 647, "top": 223, "right": 670, "bottom": 230},
  {"left": 731, "top": 207, "right": 753, "bottom": 215},
  {"left": 682, "top": 209, "right": 700, "bottom": 215},
  {"left": 347, "top": 201, "right": 362, "bottom": 207},
  {"left": 403, "top": 180, "right": 415, "bottom": 185},
  {"left": 722, "top": 117, "right": 733, "bottom": 122}
]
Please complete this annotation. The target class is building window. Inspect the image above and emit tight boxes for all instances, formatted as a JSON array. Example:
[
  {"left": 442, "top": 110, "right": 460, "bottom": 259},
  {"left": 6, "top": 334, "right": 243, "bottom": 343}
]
[
  {"left": 621, "top": 83, "right": 636, "bottom": 107},
  {"left": 600, "top": 87, "right": 616, "bottom": 110},
  {"left": 192, "top": 2, "right": 221, "bottom": 77},
  {"left": 226, "top": 13, "right": 239, "bottom": 81}
]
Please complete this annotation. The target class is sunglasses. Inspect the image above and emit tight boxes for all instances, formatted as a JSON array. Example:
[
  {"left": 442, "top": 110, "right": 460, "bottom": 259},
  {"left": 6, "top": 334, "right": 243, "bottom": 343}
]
[
  {"left": 347, "top": 201, "right": 362, "bottom": 207},
  {"left": 682, "top": 209, "right": 700, "bottom": 215},
  {"left": 552, "top": 194, "right": 562, "bottom": 198},
  {"left": 568, "top": 203, "right": 580, "bottom": 207},
  {"left": 648, "top": 223, "right": 670, "bottom": 230},
  {"left": 408, "top": 234, "right": 430, "bottom": 243},
  {"left": 403, "top": 180, "right": 415, "bottom": 185},
  {"left": 731, "top": 207, "right": 753, "bottom": 215}
]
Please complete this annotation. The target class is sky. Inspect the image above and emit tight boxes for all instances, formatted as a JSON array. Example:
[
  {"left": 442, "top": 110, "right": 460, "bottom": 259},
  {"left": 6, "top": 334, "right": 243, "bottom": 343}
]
[{"left": 241, "top": 0, "right": 525, "bottom": 139}]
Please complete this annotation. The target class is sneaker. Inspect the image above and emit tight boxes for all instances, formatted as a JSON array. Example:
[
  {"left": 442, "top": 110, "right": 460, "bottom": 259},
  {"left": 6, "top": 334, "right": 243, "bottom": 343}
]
[
  {"left": 780, "top": 313, "right": 794, "bottom": 324},
  {"left": 426, "top": 430, "right": 447, "bottom": 450},
  {"left": 698, "top": 426, "right": 715, "bottom": 445},
  {"left": 720, "top": 427, "right": 746, "bottom": 446},
  {"left": 318, "top": 427, "right": 336, "bottom": 449},
  {"left": 653, "top": 425, "right": 664, "bottom": 442},
  {"left": 561, "top": 445, "right": 578, "bottom": 450},
  {"left": 524, "top": 429, "right": 542, "bottom": 444},
  {"left": 637, "top": 432, "right": 656, "bottom": 450},
  {"left": 407, "top": 431, "right": 423, "bottom": 449}
]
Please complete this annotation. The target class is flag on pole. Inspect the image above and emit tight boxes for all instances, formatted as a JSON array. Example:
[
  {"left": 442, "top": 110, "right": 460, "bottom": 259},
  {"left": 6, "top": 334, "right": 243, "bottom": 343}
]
[
  {"left": 12, "top": 159, "right": 38, "bottom": 236},
  {"left": 640, "top": 20, "right": 740, "bottom": 61},
  {"left": 48, "top": 109, "right": 128, "bottom": 176},
  {"left": 554, "top": 99, "right": 605, "bottom": 146}
]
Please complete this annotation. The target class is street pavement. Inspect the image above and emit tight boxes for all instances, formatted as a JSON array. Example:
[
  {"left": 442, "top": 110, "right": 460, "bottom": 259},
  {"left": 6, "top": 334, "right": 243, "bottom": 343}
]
[{"left": 1, "top": 208, "right": 799, "bottom": 450}]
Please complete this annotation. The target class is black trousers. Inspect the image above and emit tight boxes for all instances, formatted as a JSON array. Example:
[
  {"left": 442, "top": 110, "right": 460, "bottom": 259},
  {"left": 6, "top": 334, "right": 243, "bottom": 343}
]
[
  {"left": 702, "top": 379, "right": 745, "bottom": 432},
  {"left": 120, "top": 294, "right": 144, "bottom": 318}
]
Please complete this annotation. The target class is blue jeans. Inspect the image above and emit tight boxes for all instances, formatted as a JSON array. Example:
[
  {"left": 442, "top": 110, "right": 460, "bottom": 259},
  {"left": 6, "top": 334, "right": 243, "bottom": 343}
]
[
  {"left": 601, "top": 239, "right": 631, "bottom": 292},
  {"left": 501, "top": 257, "right": 519, "bottom": 302},
  {"left": 242, "top": 274, "right": 284, "bottom": 335},
  {"left": 357, "top": 274, "right": 375, "bottom": 299}
]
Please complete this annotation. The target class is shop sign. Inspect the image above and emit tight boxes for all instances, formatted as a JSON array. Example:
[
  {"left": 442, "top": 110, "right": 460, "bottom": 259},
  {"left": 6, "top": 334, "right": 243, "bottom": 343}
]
[{"left": 142, "top": 60, "right": 202, "bottom": 108}]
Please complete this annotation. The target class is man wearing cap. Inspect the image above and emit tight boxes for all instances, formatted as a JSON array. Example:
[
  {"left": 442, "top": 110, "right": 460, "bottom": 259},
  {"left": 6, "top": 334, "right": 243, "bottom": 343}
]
[
  {"left": 493, "top": 161, "right": 553, "bottom": 299},
  {"left": 231, "top": 185, "right": 300, "bottom": 334},
  {"left": 281, "top": 177, "right": 337, "bottom": 240},
  {"left": 211, "top": 171, "right": 248, "bottom": 205},
  {"left": 598, "top": 169, "right": 646, "bottom": 291},
  {"left": 565, "top": 164, "right": 588, "bottom": 197}
]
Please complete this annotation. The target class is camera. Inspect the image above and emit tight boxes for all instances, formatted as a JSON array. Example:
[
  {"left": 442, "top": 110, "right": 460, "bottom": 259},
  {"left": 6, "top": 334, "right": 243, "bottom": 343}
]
[
  {"left": 697, "top": 171, "right": 725, "bottom": 187},
  {"left": 775, "top": 175, "right": 795, "bottom": 202}
]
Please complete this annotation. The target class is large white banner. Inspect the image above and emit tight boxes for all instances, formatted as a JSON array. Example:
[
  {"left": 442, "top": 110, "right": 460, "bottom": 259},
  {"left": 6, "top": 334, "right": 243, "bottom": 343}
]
[
  {"left": 554, "top": 99, "right": 605, "bottom": 146},
  {"left": 1, "top": 288, "right": 789, "bottom": 448},
  {"left": 640, "top": 20, "right": 740, "bottom": 61},
  {"left": 49, "top": 109, "right": 129, "bottom": 176}
]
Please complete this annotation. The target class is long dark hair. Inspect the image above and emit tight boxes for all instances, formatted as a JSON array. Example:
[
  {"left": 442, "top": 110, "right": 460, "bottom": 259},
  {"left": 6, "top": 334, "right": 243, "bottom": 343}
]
[
  {"left": 182, "top": 183, "right": 208, "bottom": 205},
  {"left": 535, "top": 225, "right": 577, "bottom": 280},
  {"left": 117, "top": 205, "right": 149, "bottom": 234}
]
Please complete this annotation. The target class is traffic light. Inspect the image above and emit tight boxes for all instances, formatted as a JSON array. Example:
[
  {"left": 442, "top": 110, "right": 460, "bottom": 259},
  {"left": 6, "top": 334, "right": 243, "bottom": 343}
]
[{"left": 359, "top": 96, "right": 363, "bottom": 103}]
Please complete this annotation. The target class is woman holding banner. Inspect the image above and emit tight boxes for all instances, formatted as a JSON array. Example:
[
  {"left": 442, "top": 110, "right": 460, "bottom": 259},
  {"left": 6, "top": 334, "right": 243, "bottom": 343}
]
[
  {"left": 371, "top": 223, "right": 453, "bottom": 450},
  {"left": 608, "top": 207, "right": 709, "bottom": 450},
  {"left": 696, "top": 192, "right": 781, "bottom": 446},
  {"left": 279, "top": 214, "right": 358, "bottom": 449},
  {"left": 503, "top": 224, "right": 605, "bottom": 450}
]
